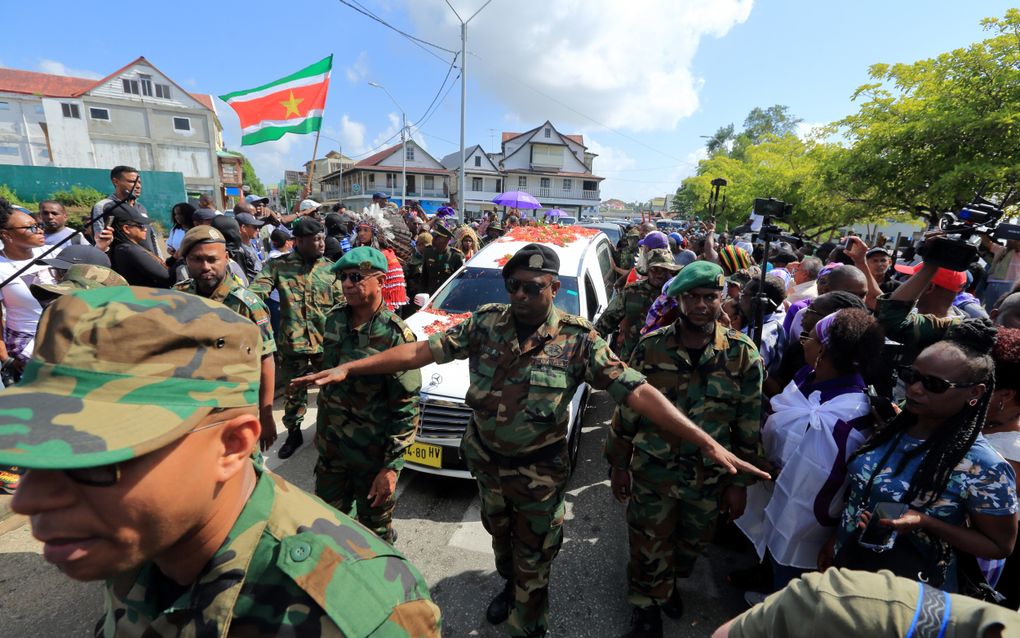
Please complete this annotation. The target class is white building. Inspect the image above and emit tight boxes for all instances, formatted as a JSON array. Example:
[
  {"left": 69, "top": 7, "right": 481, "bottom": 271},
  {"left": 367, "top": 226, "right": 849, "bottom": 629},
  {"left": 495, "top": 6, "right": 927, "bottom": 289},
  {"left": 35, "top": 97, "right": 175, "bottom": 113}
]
[
  {"left": 0, "top": 57, "right": 222, "bottom": 200},
  {"left": 490, "top": 121, "right": 603, "bottom": 217},
  {"left": 441, "top": 144, "right": 504, "bottom": 214},
  {"left": 320, "top": 140, "right": 451, "bottom": 213},
  {"left": 304, "top": 150, "right": 354, "bottom": 201}
]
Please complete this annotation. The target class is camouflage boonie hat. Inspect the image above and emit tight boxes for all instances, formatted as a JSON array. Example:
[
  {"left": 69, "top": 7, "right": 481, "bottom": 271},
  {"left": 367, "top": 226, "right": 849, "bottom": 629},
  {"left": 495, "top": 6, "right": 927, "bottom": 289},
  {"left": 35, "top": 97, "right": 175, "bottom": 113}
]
[
  {"left": 0, "top": 287, "right": 261, "bottom": 470},
  {"left": 646, "top": 248, "right": 682, "bottom": 271},
  {"left": 30, "top": 264, "right": 128, "bottom": 303}
]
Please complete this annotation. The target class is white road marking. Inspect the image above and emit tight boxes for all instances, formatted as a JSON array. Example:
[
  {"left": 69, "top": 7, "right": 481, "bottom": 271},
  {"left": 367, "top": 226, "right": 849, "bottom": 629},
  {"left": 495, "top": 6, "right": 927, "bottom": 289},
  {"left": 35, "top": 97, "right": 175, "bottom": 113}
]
[
  {"left": 0, "top": 521, "right": 42, "bottom": 555},
  {"left": 447, "top": 498, "right": 493, "bottom": 554}
]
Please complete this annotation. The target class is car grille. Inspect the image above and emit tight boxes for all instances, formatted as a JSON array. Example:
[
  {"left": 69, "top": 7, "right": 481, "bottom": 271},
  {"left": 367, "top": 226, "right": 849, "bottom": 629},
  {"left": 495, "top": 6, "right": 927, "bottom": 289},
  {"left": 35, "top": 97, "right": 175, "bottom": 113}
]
[{"left": 418, "top": 398, "right": 473, "bottom": 439}]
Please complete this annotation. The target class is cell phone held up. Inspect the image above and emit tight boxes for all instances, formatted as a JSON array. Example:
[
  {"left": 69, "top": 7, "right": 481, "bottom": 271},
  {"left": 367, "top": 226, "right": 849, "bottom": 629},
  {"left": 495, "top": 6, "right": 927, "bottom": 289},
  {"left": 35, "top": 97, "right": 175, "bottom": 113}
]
[{"left": 858, "top": 501, "right": 909, "bottom": 552}]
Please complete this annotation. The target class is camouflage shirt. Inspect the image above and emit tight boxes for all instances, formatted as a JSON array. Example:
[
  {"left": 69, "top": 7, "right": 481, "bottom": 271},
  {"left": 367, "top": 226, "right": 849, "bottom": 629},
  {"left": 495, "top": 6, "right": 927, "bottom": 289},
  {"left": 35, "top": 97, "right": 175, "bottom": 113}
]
[
  {"left": 607, "top": 321, "right": 763, "bottom": 487},
  {"left": 420, "top": 246, "right": 464, "bottom": 295},
  {"left": 174, "top": 275, "right": 276, "bottom": 357},
  {"left": 616, "top": 245, "right": 638, "bottom": 271},
  {"left": 248, "top": 251, "right": 344, "bottom": 356},
  {"left": 428, "top": 304, "right": 646, "bottom": 457},
  {"left": 98, "top": 466, "right": 441, "bottom": 637},
  {"left": 594, "top": 278, "right": 660, "bottom": 361},
  {"left": 319, "top": 303, "right": 422, "bottom": 470}
]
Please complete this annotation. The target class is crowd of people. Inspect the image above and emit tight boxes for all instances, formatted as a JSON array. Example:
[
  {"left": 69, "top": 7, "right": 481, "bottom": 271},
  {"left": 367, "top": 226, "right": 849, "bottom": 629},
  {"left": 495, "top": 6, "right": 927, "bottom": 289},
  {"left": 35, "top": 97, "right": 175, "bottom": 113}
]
[{"left": 0, "top": 164, "right": 1018, "bottom": 637}]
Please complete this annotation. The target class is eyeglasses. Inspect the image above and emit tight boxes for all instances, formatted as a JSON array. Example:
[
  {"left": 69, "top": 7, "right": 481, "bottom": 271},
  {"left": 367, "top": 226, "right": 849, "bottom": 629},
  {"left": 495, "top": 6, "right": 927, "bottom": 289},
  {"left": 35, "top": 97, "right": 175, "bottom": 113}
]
[
  {"left": 4, "top": 224, "right": 43, "bottom": 234},
  {"left": 60, "top": 419, "right": 228, "bottom": 487},
  {"left": 337, "top": 271, "right": 379, "bottom": 284},
  {"left": 799, "top": 332, "right": 816, "bottom": 345},
  {"left": 505, "top": 278, "right": 552, "bottom": 297},
  {"left": 897, "top": 366, "right": 978, "bottom": 394}
]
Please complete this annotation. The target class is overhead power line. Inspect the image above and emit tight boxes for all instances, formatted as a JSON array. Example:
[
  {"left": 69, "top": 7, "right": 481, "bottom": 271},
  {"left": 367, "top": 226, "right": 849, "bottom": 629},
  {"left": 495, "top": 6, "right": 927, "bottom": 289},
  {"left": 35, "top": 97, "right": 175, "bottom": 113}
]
[{"left": 337, "top": 0, "right": 457, "bottom": 64}]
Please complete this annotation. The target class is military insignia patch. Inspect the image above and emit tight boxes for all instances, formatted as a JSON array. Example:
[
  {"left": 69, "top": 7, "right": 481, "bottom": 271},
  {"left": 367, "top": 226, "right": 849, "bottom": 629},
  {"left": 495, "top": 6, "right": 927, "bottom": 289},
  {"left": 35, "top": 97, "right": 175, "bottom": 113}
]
[
  {"left": 529, "top": 254, "right": 544, "bottom": 269},
  {"left": 544, "top": 344, "right": 564, "bottom": 357}
]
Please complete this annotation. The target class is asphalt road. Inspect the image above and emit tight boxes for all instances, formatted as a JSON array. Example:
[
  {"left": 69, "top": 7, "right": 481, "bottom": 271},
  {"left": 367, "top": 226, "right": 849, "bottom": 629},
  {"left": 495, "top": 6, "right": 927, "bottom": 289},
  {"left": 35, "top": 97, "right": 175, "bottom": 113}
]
[{"left": 0, "top": 390, "right": 754, "bottom": 637}]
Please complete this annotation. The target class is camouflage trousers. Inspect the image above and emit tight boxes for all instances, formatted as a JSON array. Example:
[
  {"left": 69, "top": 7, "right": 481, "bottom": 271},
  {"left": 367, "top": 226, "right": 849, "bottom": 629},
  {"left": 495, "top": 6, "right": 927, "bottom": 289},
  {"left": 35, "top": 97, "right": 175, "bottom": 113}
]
[
  {"left": 626, "top": 450, "right": 723, "bottom": 608},
  {"left": 465, "top": 436, "right": 570, "bottom": 637},
  {"left": 279, "top": 352, "right": 323, "bottom": 433},
  {"left": 314, "top": 426, "right": 399, "bottom": 543}
]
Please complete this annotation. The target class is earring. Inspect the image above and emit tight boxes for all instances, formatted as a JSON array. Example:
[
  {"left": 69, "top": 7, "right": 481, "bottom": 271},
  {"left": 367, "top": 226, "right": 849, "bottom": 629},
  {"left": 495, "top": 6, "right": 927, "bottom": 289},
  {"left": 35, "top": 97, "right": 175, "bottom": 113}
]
[{"left": 969, "top": 398, "right": 979, "bottom": 407}]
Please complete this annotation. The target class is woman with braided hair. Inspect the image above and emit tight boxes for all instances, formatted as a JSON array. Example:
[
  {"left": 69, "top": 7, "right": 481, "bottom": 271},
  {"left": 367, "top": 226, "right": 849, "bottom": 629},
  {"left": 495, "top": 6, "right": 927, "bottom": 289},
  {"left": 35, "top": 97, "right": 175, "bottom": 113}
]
[
  {"left": 355, "top": 205, "right": 407, "bottom": 312},
  {"left": 831, "top": 319, "right": 1018, "bottom": 591}
]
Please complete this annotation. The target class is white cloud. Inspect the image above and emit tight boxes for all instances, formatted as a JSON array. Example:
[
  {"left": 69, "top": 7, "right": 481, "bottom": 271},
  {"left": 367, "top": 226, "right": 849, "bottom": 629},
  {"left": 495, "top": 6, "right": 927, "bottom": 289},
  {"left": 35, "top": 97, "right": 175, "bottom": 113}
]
[
  {"left": 586, "top": 137, "right": 637, "bottom": 175},
  {"left": 795, "top": 121, "right": 825, "bottom": 141},
  {"left": 406, "top": 0, "right": 753, "bottom": 132},
  {"left": 345, "top": 51, "right": 370, "bottom": 84},
  {"left": 322, "top": 114, "right": 369, "bottom": 156},
  {"left": 37, "top": 59, "right": 102, "bottom": 79},
  {"left": 368, "top": 112, "right": 429, "bottom": 155}
]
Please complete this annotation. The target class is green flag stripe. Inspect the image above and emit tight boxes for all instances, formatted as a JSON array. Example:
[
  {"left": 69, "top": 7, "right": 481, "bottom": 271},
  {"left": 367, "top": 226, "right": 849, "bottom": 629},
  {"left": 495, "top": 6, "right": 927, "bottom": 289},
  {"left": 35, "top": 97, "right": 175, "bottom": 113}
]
[
  {"left": 219, "top": 55, "right": 333, "bottom": 102},
  {"left": 241, "top": 117, "right": 323, "bottom": 145}
]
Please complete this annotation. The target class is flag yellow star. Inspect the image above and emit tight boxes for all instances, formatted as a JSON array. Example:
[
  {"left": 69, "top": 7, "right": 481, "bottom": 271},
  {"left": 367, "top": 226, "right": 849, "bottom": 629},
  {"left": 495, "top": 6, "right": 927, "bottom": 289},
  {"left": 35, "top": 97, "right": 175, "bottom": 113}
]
[{"left": 280, "top": 91, "right": 304, "bottom": 118}]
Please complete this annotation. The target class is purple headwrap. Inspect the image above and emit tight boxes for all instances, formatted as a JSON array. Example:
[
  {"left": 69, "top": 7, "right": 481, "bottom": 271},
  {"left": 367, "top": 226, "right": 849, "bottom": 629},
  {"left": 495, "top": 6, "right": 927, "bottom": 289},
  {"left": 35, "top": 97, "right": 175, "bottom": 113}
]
[
  {"left": 814, "top": 310, "right": 841, "bottom": 347},
  {"left": 817, "top": 262, "right": 843, "bottom": 281}
]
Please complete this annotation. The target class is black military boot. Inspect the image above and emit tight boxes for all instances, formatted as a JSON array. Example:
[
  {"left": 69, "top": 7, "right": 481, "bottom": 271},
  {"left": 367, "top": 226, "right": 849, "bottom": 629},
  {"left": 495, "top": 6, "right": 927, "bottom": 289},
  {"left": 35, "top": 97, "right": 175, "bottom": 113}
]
[
  {"left": 277, "top": 429, "right": 303, "bottom": 459},
  {"left": 621, "top": 605, "right": 663, "bottom": 638},
  {"left": 660, "top": 587, "right": 683, "bottom": 619},
  {"left": 485, "top": 579, "right": 513, "bottom": 625}
]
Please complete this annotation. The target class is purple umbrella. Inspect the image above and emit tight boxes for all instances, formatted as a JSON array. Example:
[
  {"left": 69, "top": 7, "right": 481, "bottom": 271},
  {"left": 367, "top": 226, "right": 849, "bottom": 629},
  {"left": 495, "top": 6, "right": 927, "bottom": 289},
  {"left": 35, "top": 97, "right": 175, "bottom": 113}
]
[
  {"left": 544, "top": 208, "right": 566, "bottom": 217},
  {"left": 492, "top": 190, "right": 541, "bottom": 210}
]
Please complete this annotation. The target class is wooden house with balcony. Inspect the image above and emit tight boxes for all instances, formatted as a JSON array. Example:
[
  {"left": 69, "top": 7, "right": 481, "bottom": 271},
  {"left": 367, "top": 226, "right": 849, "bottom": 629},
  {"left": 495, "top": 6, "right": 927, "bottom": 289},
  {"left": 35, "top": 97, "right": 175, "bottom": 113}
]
[{"left": 319, "top": 140, "right": 451, "bottom": 213}]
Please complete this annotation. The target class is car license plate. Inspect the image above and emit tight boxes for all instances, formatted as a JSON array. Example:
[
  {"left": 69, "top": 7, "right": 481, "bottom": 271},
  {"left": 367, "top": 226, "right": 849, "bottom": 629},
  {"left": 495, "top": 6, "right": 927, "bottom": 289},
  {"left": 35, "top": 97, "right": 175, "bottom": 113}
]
[{"left": 404, "top": 441, "right": 442, "bottom": 469}]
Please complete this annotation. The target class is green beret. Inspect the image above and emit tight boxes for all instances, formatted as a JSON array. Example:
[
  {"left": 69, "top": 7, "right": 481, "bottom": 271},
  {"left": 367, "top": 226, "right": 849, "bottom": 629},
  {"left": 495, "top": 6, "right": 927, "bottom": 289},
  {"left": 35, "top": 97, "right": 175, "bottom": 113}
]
[
  {"left": 502, "top": 243, "right": 560, "bottom": 277},
  {"left": 331, "top": 246, "right": 387, "bottom": 273},
  {"left": 666, "top": 260, "right": 725, "bottom": 297},
  {"left": 178, "top": 225, "right": 226, "bottom": 258}
]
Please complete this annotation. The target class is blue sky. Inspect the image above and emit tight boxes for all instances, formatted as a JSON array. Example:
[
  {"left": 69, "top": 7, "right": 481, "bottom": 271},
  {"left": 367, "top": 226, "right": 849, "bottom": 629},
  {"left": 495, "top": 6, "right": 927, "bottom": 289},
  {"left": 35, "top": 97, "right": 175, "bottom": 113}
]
[{"left": 2, "top": 1, "right": 1012, "bottom": 202}]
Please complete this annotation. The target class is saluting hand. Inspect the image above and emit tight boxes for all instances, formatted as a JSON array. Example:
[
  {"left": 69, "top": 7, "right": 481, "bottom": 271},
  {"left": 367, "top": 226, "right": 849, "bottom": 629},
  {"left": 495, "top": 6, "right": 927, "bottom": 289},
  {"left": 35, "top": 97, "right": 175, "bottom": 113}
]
[
  {"left": 290, "top": 365, "right": 349, "bottom": 388},
  {"left": 700, "top": 443, "right": 771, "bottom": 480}
]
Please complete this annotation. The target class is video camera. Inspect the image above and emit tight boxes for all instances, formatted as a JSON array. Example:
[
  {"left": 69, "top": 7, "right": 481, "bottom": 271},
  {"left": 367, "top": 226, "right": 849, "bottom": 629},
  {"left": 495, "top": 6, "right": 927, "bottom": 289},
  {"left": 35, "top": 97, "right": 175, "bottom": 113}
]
[
  {"left": 751, "top": 197, "right": 803, "bottom": 249},
  {"left": 918, "top": 195, "right": 1020, "bottom": 272}
]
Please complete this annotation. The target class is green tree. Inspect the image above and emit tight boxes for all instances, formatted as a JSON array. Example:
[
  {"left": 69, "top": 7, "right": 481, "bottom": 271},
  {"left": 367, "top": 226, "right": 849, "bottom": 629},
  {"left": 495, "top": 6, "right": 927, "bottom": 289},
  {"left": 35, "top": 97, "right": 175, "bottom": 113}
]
[
  {"left": 831, "top": 10, "right": 1020, "bottom": 225},
  {"left": 702, "top": 105, "right": 802, "bottom": 160},
  {"left": 670, "top": 185, "right": 699, "bottom": 215},
  {"left": 237, "top": 153, "right": 266, "bottom": 196}
]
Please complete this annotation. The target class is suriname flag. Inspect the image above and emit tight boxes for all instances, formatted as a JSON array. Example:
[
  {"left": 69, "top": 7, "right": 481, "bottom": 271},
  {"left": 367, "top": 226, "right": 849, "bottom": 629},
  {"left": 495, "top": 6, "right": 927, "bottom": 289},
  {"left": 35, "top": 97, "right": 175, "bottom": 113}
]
[{"left": 219, "top": 55, "right": 332, "bottom": 145}]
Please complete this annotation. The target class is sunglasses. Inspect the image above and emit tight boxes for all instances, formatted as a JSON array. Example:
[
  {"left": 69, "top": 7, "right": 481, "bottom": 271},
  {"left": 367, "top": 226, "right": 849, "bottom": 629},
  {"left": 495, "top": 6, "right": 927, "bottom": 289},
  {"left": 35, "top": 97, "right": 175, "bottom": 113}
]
[
  {"left": 897, "top": 366, "right": 978, "bottom": 394},
  {"left": 337, "top": 271, "right": 379, "bottom": 284},
  {"left": 60, "top": 418, "right": 229, "bottom": 487},
  {"left": 505, "top": 278, "right": 552, "bottom": 297},
  {"left": 799, "top": 332, "right": 816, "bottom": 345},
  {"left": 4, "top": 224, "right": 43, "bottom": 234}
]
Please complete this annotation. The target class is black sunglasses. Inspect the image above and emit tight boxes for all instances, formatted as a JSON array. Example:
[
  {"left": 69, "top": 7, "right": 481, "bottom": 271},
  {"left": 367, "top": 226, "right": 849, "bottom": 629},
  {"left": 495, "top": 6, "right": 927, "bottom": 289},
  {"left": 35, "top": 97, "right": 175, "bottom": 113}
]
[
  {"left": 897, "top": 366, "right": 978, "bottom": 394},
  {"left": 337, "top": 271, "right": 378, "bottom": 283},
  {"left": 4, "top": 224, "right": 43, "bottom": 233},
  {"left": 505, "top": 278, "right": 551, "bottom": 297}
]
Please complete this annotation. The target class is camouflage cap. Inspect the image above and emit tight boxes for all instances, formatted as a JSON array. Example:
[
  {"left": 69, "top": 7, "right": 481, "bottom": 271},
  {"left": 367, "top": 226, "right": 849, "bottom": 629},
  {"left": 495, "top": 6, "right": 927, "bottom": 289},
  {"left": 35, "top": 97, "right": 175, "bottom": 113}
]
[
  {"left": 178, "top": 225, "right": 226, "bottom": 258},
  {"left": 331, "top": 246, "right": 388, "bottom": 273},
  {"left": 30, "top": 264, "right": 128, "bottom": 303},
  {"left": 432, "top": 223, "right": 454, "bottom": 240},
  {"left": 0, "top": 287, "right": 261, "bottom": 470},
  {"left": 646, "top": 248, "right": 682, "bottom": 271}
]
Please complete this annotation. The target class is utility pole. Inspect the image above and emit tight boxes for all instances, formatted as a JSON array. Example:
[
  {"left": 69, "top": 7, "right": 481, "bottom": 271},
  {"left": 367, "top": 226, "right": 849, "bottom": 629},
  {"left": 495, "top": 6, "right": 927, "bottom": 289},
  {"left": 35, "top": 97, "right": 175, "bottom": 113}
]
[
  {"left": 446, "top": 0, "right": 493, "bottom": 223},
  {"left": 369, "top": 81, "right": 407, "bottom": 208}
]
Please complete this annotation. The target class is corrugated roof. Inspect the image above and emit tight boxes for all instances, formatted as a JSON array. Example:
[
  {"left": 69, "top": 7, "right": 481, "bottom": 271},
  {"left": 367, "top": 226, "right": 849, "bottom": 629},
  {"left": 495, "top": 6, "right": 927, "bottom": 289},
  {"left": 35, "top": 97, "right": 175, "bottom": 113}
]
[
  {"left": 355, "top": 143, "right": 401, "bottom": 167},
  {"left": 502, "top": 130, "right": 584, "bottom": 146}
]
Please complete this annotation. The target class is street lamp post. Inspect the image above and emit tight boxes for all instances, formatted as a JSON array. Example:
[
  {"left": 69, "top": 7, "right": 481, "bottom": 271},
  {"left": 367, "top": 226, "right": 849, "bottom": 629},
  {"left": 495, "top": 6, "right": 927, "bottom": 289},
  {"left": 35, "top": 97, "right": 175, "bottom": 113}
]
[
  {"left": 369, "top": 81, "right": 407, "bottom": 208},
  {"left": 445, "top": 0, "right": 493, "bottom": 223}
]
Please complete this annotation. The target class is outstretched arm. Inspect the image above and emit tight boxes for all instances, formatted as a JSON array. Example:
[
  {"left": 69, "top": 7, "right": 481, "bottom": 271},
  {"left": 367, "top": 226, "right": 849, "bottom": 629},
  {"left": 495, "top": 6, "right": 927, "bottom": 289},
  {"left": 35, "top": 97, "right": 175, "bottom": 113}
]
[{"left": 292, "top": 341, "right": 434, "bottom": 387}]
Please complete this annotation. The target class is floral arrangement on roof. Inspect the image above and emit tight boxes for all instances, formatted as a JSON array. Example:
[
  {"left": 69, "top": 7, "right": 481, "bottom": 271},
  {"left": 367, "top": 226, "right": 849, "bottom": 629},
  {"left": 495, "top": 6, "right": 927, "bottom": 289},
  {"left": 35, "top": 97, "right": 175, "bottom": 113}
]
[
  {"left": 496, "top": 224, "right": 598, "bottom": 247},
  {"left": 421, "top": 309, "right": 473, "bottom": 336}
]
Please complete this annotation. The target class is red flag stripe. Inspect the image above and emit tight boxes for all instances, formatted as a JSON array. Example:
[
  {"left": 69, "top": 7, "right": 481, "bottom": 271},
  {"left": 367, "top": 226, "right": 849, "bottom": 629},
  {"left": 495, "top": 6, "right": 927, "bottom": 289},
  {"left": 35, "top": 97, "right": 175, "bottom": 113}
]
[{"left": 229, "top": 81, "right": 329, "bottom": 129}]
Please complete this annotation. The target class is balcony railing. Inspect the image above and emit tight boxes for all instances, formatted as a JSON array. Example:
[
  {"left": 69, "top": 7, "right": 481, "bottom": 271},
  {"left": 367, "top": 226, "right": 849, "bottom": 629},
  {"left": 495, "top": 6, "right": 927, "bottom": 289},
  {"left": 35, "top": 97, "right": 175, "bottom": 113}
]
[
  {"left": 341, "top": 187, "right": 447, "bottom": 199},
  {"left": 532, "top": 187, "right": 599, "bottom": 201}
]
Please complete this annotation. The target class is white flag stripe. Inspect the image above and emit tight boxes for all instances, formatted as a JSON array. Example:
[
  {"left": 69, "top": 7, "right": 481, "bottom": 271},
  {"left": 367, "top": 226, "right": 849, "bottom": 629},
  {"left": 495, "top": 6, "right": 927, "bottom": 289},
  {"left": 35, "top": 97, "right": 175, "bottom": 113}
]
[
  {"left": 241, "top": 110, "right": 324, "bottom": 134},
  {"left": 223, "top": 72, "right": 330, "bottom": 104}
]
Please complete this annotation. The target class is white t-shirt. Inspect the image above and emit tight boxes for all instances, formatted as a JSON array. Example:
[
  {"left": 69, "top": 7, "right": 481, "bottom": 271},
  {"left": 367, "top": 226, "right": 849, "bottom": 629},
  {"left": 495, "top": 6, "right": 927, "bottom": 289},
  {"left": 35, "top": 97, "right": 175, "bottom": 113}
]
[
  {"left": 0, "top": 246, "right": 54, "bottom": 342},
  {"left": 44, "top": 227, "right": 84, "bottom": 246}
]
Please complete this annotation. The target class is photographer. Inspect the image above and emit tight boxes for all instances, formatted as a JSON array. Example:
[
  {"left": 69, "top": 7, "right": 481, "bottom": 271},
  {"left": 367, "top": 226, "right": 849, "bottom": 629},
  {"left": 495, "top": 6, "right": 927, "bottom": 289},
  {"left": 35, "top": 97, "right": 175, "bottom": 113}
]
[{"left": 877, "top": 260, "right": 965, "bottom": 362}]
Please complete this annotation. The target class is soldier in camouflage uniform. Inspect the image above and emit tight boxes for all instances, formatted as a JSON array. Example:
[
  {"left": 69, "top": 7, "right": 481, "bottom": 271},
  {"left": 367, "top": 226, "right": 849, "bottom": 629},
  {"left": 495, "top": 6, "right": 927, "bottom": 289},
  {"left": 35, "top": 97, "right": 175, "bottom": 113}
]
[
  {"left": 249, "top": 217, "right": 344, "bottom": 458},
  {"left": 315, "top": 247, "right": 421, "bottom": 543},
  {"left": 1, "top": 287, "right": 441, "bottom": 637},
  {"left": 296, "top": 244, "right": 767, "bottom": 638},
  {"left": 174, "top": 225, "right": 280, "bottom": 452},
  {"left": 420, "top": 223, "right": 464, "bottom": 295},
  {"left": 595, "top": 248, "right": 681, "bottom": 361},
  {"left": 606, "top": 260, "right": 765, "bottom": 638}
]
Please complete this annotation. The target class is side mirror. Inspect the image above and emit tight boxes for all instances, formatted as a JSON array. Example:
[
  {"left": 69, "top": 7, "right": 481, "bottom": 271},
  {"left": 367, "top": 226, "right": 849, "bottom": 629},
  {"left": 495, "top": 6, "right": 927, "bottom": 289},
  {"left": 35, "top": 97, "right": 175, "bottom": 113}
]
[{"left": 414, "top": 293, "right": 430, "bottom": 308}]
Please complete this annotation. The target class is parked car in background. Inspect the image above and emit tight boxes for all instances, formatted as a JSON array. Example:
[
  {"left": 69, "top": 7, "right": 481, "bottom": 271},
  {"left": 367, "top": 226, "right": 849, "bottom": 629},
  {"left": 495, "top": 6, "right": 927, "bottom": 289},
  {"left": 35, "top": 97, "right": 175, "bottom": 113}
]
[
  {"left": 578, "top": 222, "right": 623, "bottom": 246},
  {"left": 401, "top": 227, "right": 618, "bottom": 478}
]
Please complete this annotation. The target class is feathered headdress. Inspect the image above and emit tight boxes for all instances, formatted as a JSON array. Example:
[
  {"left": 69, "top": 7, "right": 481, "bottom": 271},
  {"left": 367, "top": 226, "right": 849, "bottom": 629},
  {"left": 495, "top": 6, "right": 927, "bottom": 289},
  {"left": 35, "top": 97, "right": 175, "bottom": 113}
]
[{"left": 357, "top": 203, "right": 395, "bottom": 243}]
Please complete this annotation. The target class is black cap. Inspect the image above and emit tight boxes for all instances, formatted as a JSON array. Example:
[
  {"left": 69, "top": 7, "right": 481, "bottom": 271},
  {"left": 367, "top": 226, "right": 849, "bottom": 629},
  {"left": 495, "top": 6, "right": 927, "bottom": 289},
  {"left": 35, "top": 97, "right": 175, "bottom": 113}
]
[
  {"left": 105, "top": 203, "right": 151, "bottom": 226},
  {"left": 866, "top": 246, "right": 892, "bottom": 258},
  {"left": 234, "top": 212, "right": 265, "bottom": 227},
  {"left": 291, "top": 217, "right": 324, "bottom": 237},
  {"left": 40, "top": 244, "right": 111, "bottom": 269},
  {"left": 501, "top": 243, "right": 561, "bottom": 278},
  {"left": 771, "top": 249, "right": 798, "bottom": 265}
]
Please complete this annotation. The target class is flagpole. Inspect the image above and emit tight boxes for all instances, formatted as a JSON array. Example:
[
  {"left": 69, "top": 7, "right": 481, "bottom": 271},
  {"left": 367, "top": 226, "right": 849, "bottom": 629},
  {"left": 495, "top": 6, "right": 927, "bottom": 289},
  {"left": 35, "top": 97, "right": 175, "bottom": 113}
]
[{"left": 306, "top": 127, "right": 322, "bottom": 200}]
